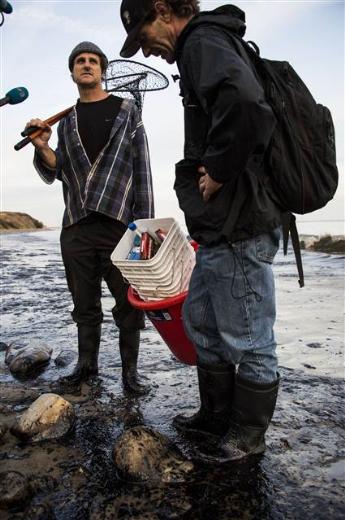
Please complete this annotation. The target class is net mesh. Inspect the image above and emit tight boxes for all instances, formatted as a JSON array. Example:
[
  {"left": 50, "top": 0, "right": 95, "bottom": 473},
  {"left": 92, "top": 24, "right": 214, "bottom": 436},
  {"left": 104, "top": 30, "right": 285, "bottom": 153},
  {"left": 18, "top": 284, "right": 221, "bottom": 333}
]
[{"left": 104, "top": 59, "right": 169, "bottom": 113}]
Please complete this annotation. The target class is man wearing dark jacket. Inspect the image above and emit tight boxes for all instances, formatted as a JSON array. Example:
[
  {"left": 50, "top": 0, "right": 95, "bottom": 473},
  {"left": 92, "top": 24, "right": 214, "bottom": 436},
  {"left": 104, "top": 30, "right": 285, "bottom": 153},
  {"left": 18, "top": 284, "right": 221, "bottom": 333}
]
[{"left": 119, "top": 1, "right": 281, "bottom": 462}]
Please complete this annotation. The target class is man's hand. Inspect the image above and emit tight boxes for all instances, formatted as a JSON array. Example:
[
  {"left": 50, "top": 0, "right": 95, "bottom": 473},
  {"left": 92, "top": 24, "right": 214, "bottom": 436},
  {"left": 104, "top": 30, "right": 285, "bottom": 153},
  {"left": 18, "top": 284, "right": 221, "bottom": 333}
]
[
  {"left": 26, "top": 118, "right": 56, "bottom": 169},
  {"left": 198, "top": 166, "right": 223, "bottom": 202},
  {"left": 25, "top": 118, "right": 52, "bottom": 150}
]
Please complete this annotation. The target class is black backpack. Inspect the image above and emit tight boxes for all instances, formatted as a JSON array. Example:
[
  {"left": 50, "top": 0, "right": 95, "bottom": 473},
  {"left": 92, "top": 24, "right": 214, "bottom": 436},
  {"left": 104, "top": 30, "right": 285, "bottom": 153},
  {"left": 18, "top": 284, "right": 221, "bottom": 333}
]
[{"left": 231, "top": 36, "right": 339, "bottom": 286}]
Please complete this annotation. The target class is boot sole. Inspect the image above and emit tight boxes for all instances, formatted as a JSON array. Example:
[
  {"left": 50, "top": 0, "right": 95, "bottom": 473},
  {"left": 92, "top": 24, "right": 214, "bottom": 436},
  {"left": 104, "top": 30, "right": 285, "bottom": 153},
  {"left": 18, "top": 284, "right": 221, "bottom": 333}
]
[
  {"left": 173, "top": 420, "right": 226, "bottom": 439},
  {"left": 196, "top": 443, "right": 266, "bottom": 464}
]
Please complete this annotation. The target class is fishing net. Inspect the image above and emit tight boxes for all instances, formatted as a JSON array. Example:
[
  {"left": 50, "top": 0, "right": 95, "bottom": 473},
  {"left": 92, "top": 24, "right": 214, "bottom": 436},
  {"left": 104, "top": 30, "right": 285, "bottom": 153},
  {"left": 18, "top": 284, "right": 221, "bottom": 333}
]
[{"left": 104, "top": 59, "right": 169, "bottom": 113}]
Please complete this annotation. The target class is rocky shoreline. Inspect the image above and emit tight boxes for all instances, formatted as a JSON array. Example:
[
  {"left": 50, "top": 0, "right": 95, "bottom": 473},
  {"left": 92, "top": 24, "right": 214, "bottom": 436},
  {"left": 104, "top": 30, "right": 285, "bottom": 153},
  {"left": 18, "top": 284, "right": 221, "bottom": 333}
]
[
  {"left": 0, "top": 229, "right": 344, "bottom": 518},
  {"left": 0, "top": 358, "right": 344, "bottom": 519}
]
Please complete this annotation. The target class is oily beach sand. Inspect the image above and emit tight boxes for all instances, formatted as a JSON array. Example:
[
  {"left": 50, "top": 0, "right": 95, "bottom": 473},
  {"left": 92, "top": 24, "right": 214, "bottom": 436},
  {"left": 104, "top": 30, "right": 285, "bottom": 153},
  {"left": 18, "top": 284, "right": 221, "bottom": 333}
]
[{"left": 0, "top": 230, "right": 344, "bottom": 519}]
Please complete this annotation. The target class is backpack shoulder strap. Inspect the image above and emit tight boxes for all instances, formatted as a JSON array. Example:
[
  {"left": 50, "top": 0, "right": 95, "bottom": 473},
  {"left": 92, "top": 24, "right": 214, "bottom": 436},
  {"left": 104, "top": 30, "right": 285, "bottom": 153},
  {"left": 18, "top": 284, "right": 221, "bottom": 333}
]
[{"left": 282, "top": 213, "right": 304, "bottom": 288}]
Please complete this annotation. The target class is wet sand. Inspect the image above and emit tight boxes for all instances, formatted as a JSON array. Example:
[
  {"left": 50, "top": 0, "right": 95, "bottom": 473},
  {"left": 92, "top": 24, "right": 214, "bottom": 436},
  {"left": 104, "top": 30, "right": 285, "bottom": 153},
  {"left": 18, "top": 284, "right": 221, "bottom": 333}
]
[{"left": 0, "top": 230, "right": 344, "bottom": 519}]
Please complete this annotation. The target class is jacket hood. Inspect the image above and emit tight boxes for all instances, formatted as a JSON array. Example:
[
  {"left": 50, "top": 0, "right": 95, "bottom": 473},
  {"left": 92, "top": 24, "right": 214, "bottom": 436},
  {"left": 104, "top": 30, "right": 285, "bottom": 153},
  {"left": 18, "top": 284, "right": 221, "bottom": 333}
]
[{"left": 176, "top": 4, "right": 246, "bottom": 54}]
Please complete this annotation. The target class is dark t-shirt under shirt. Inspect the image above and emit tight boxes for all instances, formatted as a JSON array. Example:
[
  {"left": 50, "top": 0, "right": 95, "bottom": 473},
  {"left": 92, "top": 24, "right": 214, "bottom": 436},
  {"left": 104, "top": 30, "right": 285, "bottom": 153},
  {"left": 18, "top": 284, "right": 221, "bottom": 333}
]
[
  {"left": 76, "top": 94, "right": 123, "bottom": 226},
  {"left": 76, "top": 94, "right": 122, "bottom": 165}
]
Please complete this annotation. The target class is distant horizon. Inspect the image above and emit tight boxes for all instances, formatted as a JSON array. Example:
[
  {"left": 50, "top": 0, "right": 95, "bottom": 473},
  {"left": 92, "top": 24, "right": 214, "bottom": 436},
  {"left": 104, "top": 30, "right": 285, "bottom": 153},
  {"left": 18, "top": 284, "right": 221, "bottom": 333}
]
[{"left": 1, "top": 210, "right": 344, "bottom": 239}]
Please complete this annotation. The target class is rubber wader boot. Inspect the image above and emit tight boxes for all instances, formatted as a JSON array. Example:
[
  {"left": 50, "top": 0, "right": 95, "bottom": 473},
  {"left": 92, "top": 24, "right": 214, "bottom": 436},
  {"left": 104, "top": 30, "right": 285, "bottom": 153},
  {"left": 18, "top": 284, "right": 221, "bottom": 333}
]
[
  {"left": 200, "top": 375, "right": 280, "bottom": 463},
  {"left": 58, "top": 324, "right": 101, "bottom": 386},
  {"left": 119, "top": 329, "right": 150, "bottom": 396},
  {"left": 173, "top": 363, "right": 236, "bottom": 437}
]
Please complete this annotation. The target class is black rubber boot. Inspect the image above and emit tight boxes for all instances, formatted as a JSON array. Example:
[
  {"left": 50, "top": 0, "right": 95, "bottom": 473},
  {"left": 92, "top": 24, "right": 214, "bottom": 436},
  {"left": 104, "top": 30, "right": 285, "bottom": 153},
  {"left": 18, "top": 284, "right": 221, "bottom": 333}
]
[
  {"left": 200, "top": 375, "right": 280, "bottom": 463},
  {"left": 173, "top": 362, "right": 236, "bottom": 437},
  {"left": 57, "top": 324, "right": 101, "bottom": 386},
  {"left": 119, "top": 329, "right": 150, "bottom": 396}
]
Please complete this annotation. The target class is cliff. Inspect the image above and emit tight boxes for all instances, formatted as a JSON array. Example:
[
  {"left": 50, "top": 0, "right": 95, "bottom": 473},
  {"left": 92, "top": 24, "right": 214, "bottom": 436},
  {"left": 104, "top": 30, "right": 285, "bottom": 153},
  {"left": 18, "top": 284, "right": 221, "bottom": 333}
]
[{"left": 0, "top": 212, "right": 44, "bottom": 231}]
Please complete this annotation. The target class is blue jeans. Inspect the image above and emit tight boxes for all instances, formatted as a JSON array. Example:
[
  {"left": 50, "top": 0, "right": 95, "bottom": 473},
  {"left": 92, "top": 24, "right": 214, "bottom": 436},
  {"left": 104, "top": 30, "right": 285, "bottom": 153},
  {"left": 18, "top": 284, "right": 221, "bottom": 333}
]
[{"left": 182, "top": 229, "right": 280, "bottom": 384}]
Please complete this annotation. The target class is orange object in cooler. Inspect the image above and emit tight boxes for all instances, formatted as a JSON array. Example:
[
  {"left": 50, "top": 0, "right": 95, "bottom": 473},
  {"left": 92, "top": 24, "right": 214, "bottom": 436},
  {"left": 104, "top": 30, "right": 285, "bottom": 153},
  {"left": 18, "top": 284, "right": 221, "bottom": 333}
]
[{"left": 127, "top": 287, "right": 197, "bottom": 366}]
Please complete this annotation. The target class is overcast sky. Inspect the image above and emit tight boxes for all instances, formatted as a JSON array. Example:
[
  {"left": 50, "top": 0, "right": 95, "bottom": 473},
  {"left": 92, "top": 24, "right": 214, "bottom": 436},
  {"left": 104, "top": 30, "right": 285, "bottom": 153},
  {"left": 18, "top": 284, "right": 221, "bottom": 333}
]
[{"left": 0, "top": 0, "right": 344, "bottom": 235}]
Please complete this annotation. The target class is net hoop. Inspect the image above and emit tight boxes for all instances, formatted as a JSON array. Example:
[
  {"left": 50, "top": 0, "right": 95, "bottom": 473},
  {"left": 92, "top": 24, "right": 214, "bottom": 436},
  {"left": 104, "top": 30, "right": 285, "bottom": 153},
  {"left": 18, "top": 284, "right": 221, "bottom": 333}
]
[{"left": 104, "top": 59, "right": 169, "bottom": 93}]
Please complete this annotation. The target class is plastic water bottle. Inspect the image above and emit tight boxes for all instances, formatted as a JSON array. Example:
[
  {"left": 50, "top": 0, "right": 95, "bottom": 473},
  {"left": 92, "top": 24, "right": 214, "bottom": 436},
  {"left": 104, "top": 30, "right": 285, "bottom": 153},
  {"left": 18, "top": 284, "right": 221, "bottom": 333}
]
[
  {"left": 128, "top": 222, "right": 142, "bottom": 238},
  {"left": 127, "top": 234, "right": 141, "bottom": 260},
  {"left": 127, "top": 223, "right": 142, "bottom": 260}
]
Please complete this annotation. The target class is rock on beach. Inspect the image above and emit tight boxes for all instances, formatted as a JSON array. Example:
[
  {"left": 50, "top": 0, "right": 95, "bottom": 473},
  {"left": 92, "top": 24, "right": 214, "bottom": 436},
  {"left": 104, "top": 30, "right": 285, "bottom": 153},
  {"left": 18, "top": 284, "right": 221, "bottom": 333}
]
[
  {"left": 54, "top": 349, "right": 77, "bottom": 368},
  {"left": 11, "top": 393, "right": 75, "bottom": 442},
  {"left": 5, "top": 343, "right": 53, "bottom": 377},
  {"left": 113, "top": 426, "right": 194, "bottom": 483}
]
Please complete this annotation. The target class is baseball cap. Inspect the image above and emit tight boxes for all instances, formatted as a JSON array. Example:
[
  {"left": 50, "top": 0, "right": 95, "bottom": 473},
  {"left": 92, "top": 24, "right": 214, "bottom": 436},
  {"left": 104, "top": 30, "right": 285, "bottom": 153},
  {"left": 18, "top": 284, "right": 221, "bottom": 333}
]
[
  {"left": 68, "top": 41, "right": 108, "bottom": 71},
  {"left": 120, "top": 0, "right": 152, "bottom": 58}
]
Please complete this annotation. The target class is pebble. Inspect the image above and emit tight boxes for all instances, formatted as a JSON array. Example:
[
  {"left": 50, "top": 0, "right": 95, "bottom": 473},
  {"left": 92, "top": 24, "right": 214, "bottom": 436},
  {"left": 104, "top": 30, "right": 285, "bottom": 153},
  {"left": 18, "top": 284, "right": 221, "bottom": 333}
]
[{"left": 54, "top": 349, "right": 77, "bottom": 367}]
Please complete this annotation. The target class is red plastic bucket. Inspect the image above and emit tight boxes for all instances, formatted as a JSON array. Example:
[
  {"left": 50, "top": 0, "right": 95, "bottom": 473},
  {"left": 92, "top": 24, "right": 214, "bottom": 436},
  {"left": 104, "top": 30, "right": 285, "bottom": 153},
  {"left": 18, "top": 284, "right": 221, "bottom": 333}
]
[{"left": 127, "top": 287, "right": 197, "bottom": 366}]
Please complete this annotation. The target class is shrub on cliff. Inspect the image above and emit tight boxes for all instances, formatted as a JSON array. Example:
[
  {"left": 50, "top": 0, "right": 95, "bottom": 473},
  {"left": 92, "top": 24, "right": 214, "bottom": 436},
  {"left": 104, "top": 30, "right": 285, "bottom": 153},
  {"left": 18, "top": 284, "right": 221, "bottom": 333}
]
[{"left": 310, "top": 235, "right": 345, "bottom": 254}]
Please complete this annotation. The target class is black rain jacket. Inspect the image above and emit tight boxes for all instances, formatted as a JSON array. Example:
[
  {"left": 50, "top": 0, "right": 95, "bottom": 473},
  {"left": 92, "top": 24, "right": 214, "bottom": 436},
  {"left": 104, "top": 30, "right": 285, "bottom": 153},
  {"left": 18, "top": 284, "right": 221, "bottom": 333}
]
[{"left": 174, "top": 4, "right": 282, "bottom": 245}]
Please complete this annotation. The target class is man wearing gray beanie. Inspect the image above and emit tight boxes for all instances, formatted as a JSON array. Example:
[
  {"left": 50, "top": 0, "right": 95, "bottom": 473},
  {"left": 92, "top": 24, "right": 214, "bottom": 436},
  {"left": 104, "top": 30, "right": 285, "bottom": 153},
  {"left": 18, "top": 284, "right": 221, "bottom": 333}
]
[
  {"left": 68, "top": 41, "right": 108, "bottom": 73},
  {"left": 26, "top": 41, "right": 154, "bottom": 396}
]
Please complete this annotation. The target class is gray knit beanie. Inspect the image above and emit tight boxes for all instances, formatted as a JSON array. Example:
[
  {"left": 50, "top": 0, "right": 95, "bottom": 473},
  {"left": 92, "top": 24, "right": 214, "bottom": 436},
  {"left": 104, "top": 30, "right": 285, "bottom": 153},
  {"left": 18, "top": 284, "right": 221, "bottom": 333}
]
[{"left": 68, "top": 41, "right": 108, "bottom": 72}]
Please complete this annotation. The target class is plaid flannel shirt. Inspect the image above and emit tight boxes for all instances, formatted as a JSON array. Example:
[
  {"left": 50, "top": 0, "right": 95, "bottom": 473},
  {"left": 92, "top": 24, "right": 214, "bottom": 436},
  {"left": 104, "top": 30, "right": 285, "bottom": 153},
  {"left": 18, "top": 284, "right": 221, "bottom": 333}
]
[{"left": 34, "top": 98, "right": 154, "bottom": 227}]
